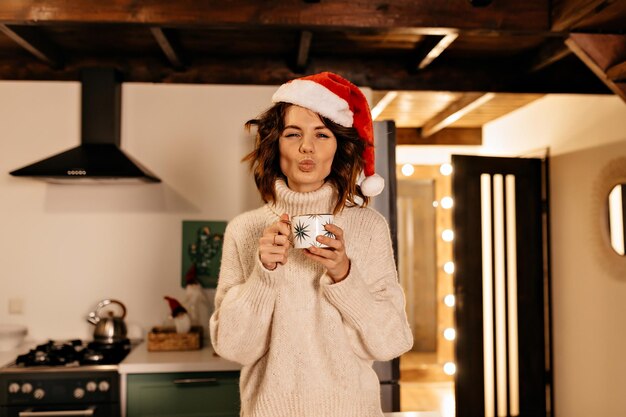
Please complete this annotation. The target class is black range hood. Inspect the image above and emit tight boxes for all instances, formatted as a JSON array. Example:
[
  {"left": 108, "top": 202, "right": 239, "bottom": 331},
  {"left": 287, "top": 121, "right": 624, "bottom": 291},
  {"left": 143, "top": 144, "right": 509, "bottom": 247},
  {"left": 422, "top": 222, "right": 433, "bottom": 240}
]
[{"left": 10, "top": 68, "right": 160, "bottom": 183}]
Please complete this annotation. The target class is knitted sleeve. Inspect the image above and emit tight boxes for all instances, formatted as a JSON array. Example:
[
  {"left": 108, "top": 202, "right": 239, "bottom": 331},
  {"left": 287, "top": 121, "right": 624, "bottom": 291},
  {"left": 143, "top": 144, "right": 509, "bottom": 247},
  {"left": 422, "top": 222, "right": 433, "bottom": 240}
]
[
  {"left": 209, "top": 219, "right": 280, "bottom": 365},
  {"left": 321, "top": 212, "right": 413, "bottom": 361}
]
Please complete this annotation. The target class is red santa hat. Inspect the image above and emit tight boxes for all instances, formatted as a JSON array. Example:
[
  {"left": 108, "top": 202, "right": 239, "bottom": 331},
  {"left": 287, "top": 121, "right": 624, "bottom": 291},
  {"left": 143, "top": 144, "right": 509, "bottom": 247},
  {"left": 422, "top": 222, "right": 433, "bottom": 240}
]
[
  {"left": 164, "top": 296, "right": 187, "bottom": 318},
  {"left": 271, "top": 72, "right": 384, "bottom": 197}
]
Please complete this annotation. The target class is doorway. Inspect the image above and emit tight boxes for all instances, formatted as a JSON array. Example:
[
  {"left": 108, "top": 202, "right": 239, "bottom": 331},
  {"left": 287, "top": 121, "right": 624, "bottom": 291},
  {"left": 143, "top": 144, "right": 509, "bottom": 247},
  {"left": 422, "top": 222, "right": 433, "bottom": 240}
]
[
  {"left": 397, "top": 164, "right": 455, "bottom": 416},
  {"left": 397, "top": 156, "right": 552, "bottom": 417}
]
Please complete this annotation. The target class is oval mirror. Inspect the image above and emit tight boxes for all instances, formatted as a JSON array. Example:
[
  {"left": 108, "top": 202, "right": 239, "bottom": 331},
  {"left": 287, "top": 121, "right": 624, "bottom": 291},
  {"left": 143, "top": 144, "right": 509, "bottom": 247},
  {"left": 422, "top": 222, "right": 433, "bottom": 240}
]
[{"left": 608, "top": 184, "right": 625, "bottom": 256}]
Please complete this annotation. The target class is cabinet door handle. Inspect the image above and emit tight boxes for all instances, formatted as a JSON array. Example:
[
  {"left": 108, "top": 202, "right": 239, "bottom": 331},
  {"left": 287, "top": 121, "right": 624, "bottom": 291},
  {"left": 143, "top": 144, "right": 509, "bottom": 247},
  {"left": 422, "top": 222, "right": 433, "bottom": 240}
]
[{"left": 173, "top": 378, "right": 218, "bottom": 385}]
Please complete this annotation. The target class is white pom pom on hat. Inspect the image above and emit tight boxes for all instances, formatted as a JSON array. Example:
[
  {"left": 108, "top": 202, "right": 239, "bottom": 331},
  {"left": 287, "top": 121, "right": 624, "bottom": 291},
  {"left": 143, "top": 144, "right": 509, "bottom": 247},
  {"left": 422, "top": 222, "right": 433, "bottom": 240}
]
[
  {"left": 360, "top": 173, "right": 385, "bottom": 196},
  {"left": 272, "top": 72, "right": 384, "bottom": 197}
]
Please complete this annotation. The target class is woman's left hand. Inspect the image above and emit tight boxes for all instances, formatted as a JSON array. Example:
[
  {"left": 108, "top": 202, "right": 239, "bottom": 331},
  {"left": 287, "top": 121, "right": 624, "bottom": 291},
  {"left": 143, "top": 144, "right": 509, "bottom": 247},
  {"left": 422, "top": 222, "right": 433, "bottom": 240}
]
[{"left": 304, "top": 223, "right": 350, "bottom": 283}]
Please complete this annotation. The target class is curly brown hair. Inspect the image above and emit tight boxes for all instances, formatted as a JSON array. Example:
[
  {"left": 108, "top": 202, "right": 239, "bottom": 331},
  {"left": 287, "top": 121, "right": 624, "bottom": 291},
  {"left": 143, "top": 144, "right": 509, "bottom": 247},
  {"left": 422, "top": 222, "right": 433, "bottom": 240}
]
[{"left": 242, "top": 102, "right": 370, "bottom": 214}]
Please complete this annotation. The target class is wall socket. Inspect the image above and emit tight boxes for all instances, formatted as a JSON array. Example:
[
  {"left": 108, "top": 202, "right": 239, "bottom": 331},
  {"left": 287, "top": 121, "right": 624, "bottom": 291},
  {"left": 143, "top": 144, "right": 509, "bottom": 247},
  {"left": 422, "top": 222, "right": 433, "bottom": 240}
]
[{"left": 8, "top": 298, "right": 24, "bottom": 315}]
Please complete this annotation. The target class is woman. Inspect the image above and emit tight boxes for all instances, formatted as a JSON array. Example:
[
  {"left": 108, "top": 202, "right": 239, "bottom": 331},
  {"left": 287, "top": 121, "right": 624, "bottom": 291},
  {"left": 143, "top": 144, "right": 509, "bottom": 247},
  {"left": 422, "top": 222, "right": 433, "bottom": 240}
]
[{"left": 210, "top": 72, "right": 413, "bottom": 417}]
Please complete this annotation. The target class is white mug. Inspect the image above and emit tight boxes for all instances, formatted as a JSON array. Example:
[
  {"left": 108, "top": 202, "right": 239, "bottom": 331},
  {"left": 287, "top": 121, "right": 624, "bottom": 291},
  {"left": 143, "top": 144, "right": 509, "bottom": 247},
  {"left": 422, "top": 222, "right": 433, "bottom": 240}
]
[{"left": 291, "top": 214, "right": 335, "bottom": 249}]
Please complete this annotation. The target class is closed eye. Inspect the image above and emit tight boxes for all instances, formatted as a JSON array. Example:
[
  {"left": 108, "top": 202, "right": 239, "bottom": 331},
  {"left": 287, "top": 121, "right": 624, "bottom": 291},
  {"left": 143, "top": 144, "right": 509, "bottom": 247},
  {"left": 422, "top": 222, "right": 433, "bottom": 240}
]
[
  {"left": 282, "top": 130, "right": 301, "bottom": 138},
  {"left": 316, "top": 129, "right": 336, "bottom": 139}
]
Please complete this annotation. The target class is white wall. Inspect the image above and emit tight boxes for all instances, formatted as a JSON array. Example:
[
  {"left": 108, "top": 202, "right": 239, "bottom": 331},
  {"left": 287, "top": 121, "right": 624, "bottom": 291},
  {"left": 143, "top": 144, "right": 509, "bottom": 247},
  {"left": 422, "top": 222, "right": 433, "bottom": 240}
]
[
  {"left": 0, "top": 81, "right": 274, "bottom": 340},
  {"left": 399, "top": 94, "right": 626, "bottom": 416},
  {"left": 486, "top": 95, "right": 626, "bottom": 417},
  {"left": 0, "top": 80, "right": 373, "bottom": 342},
  {"left": 550, "top": 141, "right": 626, "bottom": 416},
  {"left": 483, "top": 94, "right": 626, "bottom": 156}
]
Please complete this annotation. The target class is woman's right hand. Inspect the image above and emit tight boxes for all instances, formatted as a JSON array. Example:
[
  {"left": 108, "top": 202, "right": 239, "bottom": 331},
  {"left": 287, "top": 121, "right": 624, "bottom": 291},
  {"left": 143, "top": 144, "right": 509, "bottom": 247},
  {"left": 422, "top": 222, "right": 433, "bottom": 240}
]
[{"left": 259, "top": 213, "right": 292, "bottom": 271}]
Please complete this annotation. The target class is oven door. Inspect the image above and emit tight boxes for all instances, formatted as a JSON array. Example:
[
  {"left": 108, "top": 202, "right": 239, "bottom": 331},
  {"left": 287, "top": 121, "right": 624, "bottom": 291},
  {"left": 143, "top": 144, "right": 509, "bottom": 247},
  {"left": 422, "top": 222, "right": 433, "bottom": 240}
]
[{"left": 1, "top": 404, "right": 119, "bottom": 417}]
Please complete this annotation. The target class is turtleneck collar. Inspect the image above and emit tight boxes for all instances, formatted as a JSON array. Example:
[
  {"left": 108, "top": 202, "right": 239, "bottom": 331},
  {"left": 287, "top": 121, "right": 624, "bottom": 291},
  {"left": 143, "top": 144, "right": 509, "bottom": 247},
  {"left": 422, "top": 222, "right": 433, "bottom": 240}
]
[{"left": 268, "top": 179, "right": 337, "bottom": 217}]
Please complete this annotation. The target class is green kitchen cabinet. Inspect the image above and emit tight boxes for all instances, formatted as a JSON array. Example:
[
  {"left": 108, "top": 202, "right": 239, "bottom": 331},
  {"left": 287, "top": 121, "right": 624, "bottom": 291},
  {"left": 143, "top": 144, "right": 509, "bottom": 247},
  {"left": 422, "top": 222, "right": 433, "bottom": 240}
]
[{"left": 126, "top": 371, "right": 240, "bottom": 417}]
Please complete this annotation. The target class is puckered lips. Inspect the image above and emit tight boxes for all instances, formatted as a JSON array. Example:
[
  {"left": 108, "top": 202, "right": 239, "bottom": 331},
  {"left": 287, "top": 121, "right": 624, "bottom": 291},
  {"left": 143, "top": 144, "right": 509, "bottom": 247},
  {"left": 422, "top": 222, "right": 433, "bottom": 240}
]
[{"left": 298, "top": 158, "right": 316, "bottom": 172}]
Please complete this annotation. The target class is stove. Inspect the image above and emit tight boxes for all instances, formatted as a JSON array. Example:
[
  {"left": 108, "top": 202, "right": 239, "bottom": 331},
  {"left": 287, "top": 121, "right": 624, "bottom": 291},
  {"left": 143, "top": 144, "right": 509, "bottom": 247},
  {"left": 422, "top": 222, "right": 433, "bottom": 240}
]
[{"left": 0, "top": 339, "right": 132, "bottom": 417}]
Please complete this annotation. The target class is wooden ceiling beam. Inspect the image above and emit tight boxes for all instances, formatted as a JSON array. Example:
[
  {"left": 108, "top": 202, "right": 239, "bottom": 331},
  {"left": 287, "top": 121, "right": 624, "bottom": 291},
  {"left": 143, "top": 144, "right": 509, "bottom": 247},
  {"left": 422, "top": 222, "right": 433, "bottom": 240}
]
[
  {"left": 396, "top": 128, "right": 482, "bottom": 146},
  {"left": 0, "top": 24, "right": 62, "bottom": 68},
  {"left": 421, "top": 93, "right": 495, "bottom": 138},
  {"left": 552, "top": 0, "right": 626, "bottom": 32},
  {"left": 607, "top": 61, "right": 626, "bottom": 82},
  {"left": 0, "top": 0, "right": 549, "bottom": 32},
  {"left": 150, "top": 27, "right": 186, "bottom": 70},
  {"left": 0, "top": 55, "right": 612, "bottom": 94},
  {"left": 371, "top": 92, "right": 398, "bottom": 120},
  {"left": 566, "top": 33, "right": 626, "bottom": 69},
  {"left": 528, "top": 38, "right": 572, "bottom": 72},
  {"left": 565, "top": 33, "right": 626, "bottom": 101},
  {"left": 416, "top": 33, "right": 458, "bottom": 70},
  {"left": 294, "top": 30, "right": 313, "bottom": 73},
  {"left": 551, "top": 0, "right": 608, "bottom": 31}
]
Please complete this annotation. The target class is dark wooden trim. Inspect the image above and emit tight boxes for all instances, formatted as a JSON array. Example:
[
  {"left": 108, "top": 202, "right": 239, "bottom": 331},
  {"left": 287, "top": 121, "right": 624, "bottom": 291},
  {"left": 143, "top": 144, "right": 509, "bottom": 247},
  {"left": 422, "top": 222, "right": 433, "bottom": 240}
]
[
  {"left": 0, "top": 24, "right": 62, "bottom": 68},
  {"left": 396, "top": 128, "right": 482, "bottom": 146},
  {"left": 566, "top": 33, "right": 626, "bottom": 101},
  {"left": 421, "top": 93, "right": 495, "bottom": 137},
  {"left": 567, "top": 33, "right": 626, "bottom": 70},
  {"left": 542, "top": 156, "right": 555, "bottom": 417},
  {"left": 0, "top": 0, "right": 550, "bottom": 31},
  {"left": 295, "top": 30, "right": 313, "bottom": 73},
  {"left": 607, "top": 60, "right": 626, "bottom": 82},
  {"left": 551, "top": 0, "right": 607, "bottom": 31},
  {"left": 415, "top": 33, "right": 458, "bottom": 70},
  {"left": 412, "top": 35, "right": 444, "bottom": 71},
  {"left": 528, "top": 38, "right": 572, "bottom": 72},
  {"left": 0, "top": 54, "right": 614, "bottom": 94},
  {"left": 150, "top": 27, "right": 186, "bottom": 70}
]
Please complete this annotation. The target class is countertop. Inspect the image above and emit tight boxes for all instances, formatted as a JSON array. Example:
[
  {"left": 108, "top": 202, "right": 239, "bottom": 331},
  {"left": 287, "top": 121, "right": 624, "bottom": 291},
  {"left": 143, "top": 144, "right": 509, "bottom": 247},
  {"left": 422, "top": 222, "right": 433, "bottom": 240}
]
[
  {"left": 0, "top": 341, "right": 34, "bottom": 368},
  {"left": 118, "top": 340, "right": 241, "bottom": 374},
  {"left": 0, "top": 349, "right": 19, "bottom": 368},
  {"left": 1, "top": 340, "right": 241, "bottom": 375}
]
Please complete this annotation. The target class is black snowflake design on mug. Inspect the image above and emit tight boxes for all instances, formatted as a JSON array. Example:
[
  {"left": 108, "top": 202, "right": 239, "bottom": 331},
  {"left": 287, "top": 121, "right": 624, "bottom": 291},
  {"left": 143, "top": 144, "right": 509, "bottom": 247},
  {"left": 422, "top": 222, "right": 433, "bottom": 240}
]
[
  {"left": 322, "top": 220, "right": 335, "bottom": 239},
  {"left": 294, "top": 221, "right": 311, "bottom": 244}
]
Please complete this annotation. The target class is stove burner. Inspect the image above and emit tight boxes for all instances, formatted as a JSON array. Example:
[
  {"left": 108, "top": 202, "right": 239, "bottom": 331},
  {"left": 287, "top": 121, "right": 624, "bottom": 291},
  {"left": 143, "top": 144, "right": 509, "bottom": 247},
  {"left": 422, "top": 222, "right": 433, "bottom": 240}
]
[
  {"left": 15, "top": 339, "right": 130, "bottom": 367},
  {"left": 82, "top": 349, "right": 105, "bottom": 364}
]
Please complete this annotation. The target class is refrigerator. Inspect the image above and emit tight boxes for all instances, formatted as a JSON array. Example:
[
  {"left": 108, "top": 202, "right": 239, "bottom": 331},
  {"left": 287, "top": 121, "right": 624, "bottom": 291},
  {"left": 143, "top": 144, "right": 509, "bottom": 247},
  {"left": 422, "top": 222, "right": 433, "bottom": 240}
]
[{"left": 370, "top": 120, "right": 401, "bottom": 412}]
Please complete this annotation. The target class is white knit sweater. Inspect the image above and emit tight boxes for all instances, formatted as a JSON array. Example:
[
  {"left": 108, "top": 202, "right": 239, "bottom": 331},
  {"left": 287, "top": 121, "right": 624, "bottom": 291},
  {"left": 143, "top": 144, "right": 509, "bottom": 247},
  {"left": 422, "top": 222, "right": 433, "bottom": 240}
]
[{"left": 210, "top": 180, "right": 413, "bottom": 417}]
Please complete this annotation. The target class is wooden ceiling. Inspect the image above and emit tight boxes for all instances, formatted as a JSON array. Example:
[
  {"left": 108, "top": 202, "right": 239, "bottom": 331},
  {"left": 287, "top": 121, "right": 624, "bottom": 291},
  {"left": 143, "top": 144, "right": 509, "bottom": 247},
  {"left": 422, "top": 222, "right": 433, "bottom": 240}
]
[{"left": 0, "top": 0, "right": 625, "bottom": 146}]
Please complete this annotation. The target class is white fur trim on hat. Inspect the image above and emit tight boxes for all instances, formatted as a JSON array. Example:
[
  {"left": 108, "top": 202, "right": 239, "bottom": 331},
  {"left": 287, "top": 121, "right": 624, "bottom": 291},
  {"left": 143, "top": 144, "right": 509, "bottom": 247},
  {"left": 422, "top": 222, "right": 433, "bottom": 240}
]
[
  {"left": 272, "top": 79, "right": 353, "bottom": 127},
  {"left": 360, "top": 173, "right": 385, "bottom": 197}
]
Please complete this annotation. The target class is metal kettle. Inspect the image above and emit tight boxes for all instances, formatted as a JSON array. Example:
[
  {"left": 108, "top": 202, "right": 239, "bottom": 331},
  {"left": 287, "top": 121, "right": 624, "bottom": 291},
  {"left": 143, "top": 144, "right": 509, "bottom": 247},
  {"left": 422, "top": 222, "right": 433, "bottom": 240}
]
[{"left": 87, "top": 299, "right": 128, "bottom": 343}]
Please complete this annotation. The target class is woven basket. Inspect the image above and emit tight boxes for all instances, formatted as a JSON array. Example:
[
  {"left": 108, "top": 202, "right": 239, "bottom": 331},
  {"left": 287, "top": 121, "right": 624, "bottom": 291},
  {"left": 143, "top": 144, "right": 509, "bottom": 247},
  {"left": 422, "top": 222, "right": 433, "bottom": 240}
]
[{"left": 147, "top": 326, "right": 203, "bottom": 351}]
